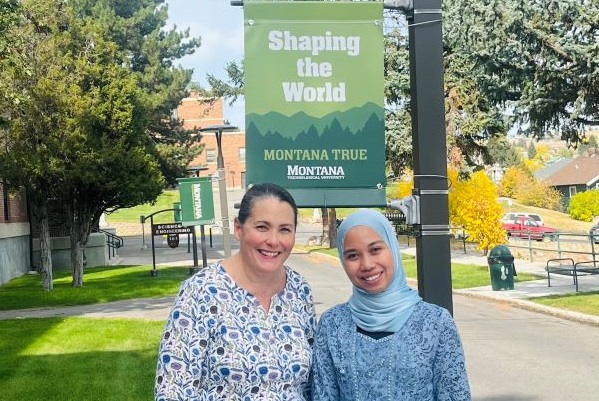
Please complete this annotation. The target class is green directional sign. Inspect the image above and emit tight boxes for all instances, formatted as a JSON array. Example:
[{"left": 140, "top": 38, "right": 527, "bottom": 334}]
[{"left": 177, "top": 177, "right": 215, "bottom": 226}]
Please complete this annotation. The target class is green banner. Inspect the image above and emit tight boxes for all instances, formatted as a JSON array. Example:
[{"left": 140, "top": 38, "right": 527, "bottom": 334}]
[
  {"left": 244, "top": 1, "right": 386, "bottom": 207},
  {"left": 177, "top": 177, "right": 215, "bottom": 226}
]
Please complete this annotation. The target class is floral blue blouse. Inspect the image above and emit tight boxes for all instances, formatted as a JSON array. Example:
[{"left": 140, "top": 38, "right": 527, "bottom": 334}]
[
  {"left": 312, "top": 301, "right": 471, "bottom": 401},
  {"left": 155, "top": 262, "right": 316, "bottom": 401}
]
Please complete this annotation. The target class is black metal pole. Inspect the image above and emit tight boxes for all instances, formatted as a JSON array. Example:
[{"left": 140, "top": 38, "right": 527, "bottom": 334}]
[
  {"left": 190, "top": 229, "right": 199, "bottom": 275},
  {"left": 200, "top": 225, "right": 208, "bottom": 268},
  {"left": 150, "top": 215, "right": 158, "bottom": 276},
  {"left": 407, "top": 0, "right": 453, "bottom": 313},
  {"left": 141, "top": 215, "right": 146, "bottom": 250}
]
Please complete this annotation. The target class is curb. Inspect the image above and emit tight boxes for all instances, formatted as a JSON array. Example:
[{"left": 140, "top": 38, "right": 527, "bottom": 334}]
[{"left": 455, "top": 290, "right": 599, "bottom": 326}]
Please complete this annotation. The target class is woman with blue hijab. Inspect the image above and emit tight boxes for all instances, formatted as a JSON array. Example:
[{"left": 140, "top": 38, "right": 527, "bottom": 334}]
[{"left": 312, "top": 209, "right": 471, "bottom": 400}]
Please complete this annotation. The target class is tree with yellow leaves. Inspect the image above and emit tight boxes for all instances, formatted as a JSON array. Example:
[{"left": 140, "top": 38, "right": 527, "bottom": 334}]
[
  {"left": 498, "top": 166, "right": 531, "bottom": 198},
  {"left": 499, "top": 166, "right": 562, "bottom": 210},
  {"left": 387, "top": 179, "right": 414, "bottom": 200},
  {"left": 448, "top": 169, "right": 506, "bottom": 254}
]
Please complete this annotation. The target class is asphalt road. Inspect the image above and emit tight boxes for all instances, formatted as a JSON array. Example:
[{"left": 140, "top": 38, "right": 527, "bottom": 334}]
[{"left": 454, "top": 296, "right": 599, "bottom": 401}]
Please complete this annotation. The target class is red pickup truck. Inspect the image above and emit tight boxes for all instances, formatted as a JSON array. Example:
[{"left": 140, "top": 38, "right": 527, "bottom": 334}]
[{"left": 502, "top": 216, "right": 558, "bottom": 241}]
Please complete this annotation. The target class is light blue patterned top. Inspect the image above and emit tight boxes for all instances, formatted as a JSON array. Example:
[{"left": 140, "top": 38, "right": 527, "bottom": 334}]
[
  {"left": 312, "top": 301, "right": 471, "bottom": 401},
  {"left": 155, "top": 262, "right": 316, "bottom": 401}
]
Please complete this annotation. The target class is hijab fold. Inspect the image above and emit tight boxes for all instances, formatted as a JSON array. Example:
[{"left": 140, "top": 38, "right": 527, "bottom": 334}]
[{"left": 337, "top": 209, "right": 422, "bottom": 332}]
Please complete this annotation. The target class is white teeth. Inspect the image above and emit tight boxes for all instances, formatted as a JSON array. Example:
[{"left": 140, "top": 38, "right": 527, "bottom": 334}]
[
  {"left": 260, "top": 250, "right": 278, "bottom": 257},
  {"left": 364, "top": 273, "right": 381, "bottom": 281}
]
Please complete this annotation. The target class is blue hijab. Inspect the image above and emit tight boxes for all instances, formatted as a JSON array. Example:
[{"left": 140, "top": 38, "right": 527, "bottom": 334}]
[{"left": 337, "top": 209, "right": 422, "bottom": 332}]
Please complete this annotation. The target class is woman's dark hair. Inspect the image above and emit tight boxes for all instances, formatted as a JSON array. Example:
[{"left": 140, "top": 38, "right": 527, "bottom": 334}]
[{"left": 237, "top": 183, "right": 298, "bottom": 227}]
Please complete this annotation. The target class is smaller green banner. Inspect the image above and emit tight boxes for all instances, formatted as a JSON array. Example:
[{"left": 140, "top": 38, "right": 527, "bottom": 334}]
[{"left": 177, "top": 177, "right": 215, "bottom": 226}]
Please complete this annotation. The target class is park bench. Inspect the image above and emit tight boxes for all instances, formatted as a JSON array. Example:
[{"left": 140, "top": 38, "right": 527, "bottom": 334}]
[
  {"left": 545, "top": 258, "right": 599, "bottom": 292},
  {"left": 572, "top": 261, "right": 599, "bottom": 292}
]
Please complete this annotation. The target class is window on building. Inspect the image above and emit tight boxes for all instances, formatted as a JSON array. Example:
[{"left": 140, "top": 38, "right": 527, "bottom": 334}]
[
  {"left": 239, "top": 147, "right": 246, "bottom": 162},
  {"left": 206, "top": 149, "right": 216, "bottom": 164},
  {"left": 569, "top": 186, "right": 577, "bottom": 197}
]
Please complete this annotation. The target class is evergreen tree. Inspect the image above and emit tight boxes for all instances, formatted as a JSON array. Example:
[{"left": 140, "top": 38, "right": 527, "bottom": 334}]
[
  {"left": 0, "top": 0, "right": 24, "bottom": 128},
  {"left": 527, "top": 142, "right": 537, "bottom": 159},
  {"left": 487, "top": 136, "right": 522, "bottom": 167},
  {"left": 0, "top": 0, "right": 167, "bottom": 287},
  {"left": 445, "top": 0, "right": 599, "bottom": 145},
  {"left": 0, "top": 0, "right": 74, "bottom": 290},
  {"left": 70, "top": 0, "right": 202, "bottom": 184}
]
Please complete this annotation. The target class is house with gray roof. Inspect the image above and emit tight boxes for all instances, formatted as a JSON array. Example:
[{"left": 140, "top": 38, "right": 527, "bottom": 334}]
[{"left": 534, "top": 156, "right": 599, "bottom": 209}]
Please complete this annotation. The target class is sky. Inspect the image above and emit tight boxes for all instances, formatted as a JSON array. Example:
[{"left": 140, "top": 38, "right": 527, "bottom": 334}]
[{"left": 166, "top": 0, "right": 246, "bottom": 129}]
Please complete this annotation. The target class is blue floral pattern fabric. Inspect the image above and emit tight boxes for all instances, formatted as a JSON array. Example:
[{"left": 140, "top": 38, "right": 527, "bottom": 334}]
[
  {"left": 155, "top": 262, "right": 316, "bottom": 401},
  {"left": 312, "top": 301, "right": 471, "bottom": 401}
]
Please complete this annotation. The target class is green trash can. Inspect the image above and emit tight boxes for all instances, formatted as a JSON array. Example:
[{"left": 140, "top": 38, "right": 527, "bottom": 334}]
[{"left": 487, "top": 245, "right": 515, "bottom": 291}]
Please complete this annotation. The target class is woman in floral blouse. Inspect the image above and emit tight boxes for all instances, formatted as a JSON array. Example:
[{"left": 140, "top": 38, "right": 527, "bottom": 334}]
[
  {"left": 312, "top": 209, "right": 471, "bottom": 401},
  {"left": 155, "top": 183, "right": 316, "bottom": 401}
]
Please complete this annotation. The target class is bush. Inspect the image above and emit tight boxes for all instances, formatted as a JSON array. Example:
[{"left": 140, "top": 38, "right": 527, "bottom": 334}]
[
  {"left": 499, "top": 166, "right": 562, "bottom": 210},
  {"left": 515, "top": 180, "right": 562, "bottom": 210},
  {"left": 569, "top": 190, "right": 599, "bottom": 221}
]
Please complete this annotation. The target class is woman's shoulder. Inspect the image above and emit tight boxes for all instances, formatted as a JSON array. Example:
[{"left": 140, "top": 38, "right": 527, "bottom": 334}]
[
  {"left": 414, "top": 300, "right": 452, "bottom": 317},
  {"left": 284, "top": 265, "right": 314, "bottom": 294},
  {"left": 319, "top": 303, "right": 351, "bottom": 325},
  {"left": 179, "top": 262, "right": 224, "bottom": 292},
  {"left": 411, "top": 300, "right": 455, "bottom": 327}
]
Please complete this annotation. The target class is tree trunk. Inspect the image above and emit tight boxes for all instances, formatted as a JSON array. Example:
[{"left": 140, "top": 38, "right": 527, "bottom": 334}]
[
  {"left": 320, "top": 207, "right": 329, "bottom": 247},
  {"left": 70, "top": 228, "right": 84, "bottom": 287},
  {"left": 68, "top": 190, "right": 101, "bottom": 287},
  {"left": 328, "top": 208, "right": 338, "bottom": 249},
  {"left": 37, "top": 202, "right": 54, "bottom": 291}
]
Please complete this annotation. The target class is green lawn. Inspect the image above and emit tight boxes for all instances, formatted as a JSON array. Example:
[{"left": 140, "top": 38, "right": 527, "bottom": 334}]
[
  {"left": 402, "top": 257, "right": 539, "bottom": 289},
  {"left": 530, "top": 292, "right": 599, "bottom": 317},
  {"left": 312, "top": 247, "right": 539, "bottom": 289},
  {"left": 0, "top": 317, "right": 163, "bottom": 401},
  {"left": 0, "top": 265, "right": 190, "bottom": 311},
  {"left": 106, "top": 189, "right": 180, "bottom": 224}
]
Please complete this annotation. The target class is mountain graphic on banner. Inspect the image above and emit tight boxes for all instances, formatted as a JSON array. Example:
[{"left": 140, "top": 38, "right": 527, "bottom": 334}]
[{"left": 246, "top": 102, "right": 382, "bottom": 139}]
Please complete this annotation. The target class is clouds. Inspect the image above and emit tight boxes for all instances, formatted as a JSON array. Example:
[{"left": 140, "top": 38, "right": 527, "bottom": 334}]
[{"left": 167, "top": 0, "right": 245, "bottom": 127}]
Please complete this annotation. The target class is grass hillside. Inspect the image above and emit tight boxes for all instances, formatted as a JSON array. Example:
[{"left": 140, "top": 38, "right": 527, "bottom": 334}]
[
  {"left": 499, "top": 198, "right": 592, "bottom": 233},
  {"left": 105, "top": 190, "right": 180, "bottom": 225}
]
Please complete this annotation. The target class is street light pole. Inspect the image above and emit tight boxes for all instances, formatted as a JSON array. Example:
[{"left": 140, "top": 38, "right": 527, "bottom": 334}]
[
  {"left": 385, "top": 0, "right": 453, "bottom": 314},
  {"left": 199, "top": 124, "right": 239, "bottom": 258}
]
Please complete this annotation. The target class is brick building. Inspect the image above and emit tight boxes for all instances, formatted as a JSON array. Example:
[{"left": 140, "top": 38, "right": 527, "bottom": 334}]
[
  {"left": 0, "top": 184, "right": 28, "bottom": 224},
  {"left": 178, "top": 95, "right": 246, "bottom": 188},
  {"left": 0, "top": 183, "right": 30, "bottom": 285}
]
